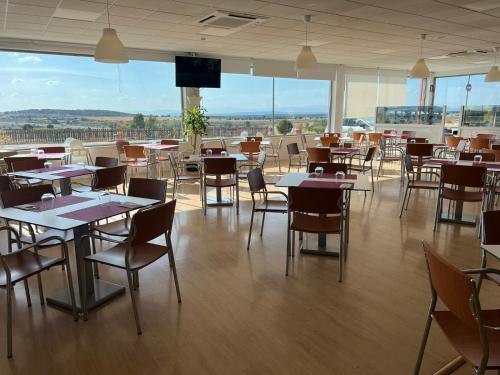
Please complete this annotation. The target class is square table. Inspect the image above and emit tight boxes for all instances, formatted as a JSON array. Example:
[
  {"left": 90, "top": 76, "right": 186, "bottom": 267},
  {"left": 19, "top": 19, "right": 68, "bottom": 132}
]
[
  {"left": 142, "top": 143, "right": 179, "bottom": 151},
  {"left": 9, "top": 164, "right": 104, "bottom": 195},
  {"left": 13, "top": 152, "right": 70, "bottom": 161},
  {"left": 230, "top": 140, "right": 271, "bottom": 146},
  {"left": 276, "top": 172, "right": 371, "bottom": 256},
  {"left": 0, "top": 191, "right": 159, "bottom": 315}
]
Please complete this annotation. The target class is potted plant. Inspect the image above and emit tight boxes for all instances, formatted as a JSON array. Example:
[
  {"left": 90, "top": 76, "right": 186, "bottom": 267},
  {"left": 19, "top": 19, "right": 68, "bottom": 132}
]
[{"left": 183, "top": 106, "right": 209, "bottom": 154}]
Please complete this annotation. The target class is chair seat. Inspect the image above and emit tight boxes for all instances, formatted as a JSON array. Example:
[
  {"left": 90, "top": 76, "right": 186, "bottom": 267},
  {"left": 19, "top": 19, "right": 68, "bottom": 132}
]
[
  {"left": 127, "top": 160, "right": 149, "bottom": 167},
  {"left": 0, "top": 250, "right": 63, "bottom": 286},
  {"left": 442, "top": 188, "right": 483, "bottom": 202},
  {"left": 21, "top": 228, "right": 73, "bottom": 246},
  {"left": 84, "top": 242, "right": 168, "bottom": 271},
  {"left": 434, "top": 310, "right": 500, "bottom": 369},
  {"left": 291, "top": 212, "right": 341, "bottom": 234},
  {"left": 254, "top": 198, "right": 288, "bottom": 212},
  {"left": 16, "top": 178, "right": 42, "bottom": 186},
  {"left": 177, "top": 174, "right": 200, "bottom": 181},
  {"left": 205, "top": 177, "right": 237, "bottom": 187},
  {"left": 95, "top": 218, "right": 131, "bottom": 237},
  {"left": 409, "top": 180, "right": 440, "bottom": 189}
]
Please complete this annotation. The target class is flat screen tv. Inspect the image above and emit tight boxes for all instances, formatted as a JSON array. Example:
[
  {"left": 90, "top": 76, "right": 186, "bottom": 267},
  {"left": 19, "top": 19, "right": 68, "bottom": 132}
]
[{"left": 175, "top": 56, "right": 221, "bottom": 88}]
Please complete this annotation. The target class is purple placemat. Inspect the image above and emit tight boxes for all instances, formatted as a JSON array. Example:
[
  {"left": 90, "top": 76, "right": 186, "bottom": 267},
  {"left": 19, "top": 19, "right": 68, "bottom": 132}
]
[
  {"left": 54, "top": 169, "right": 94, "bottom": 178},
  {"left": 58, "top": 201, "right": 131, "bottom": 222},
  {"left": 428, "top": 159, "right": 456, "bottom": 165},
  {"left": 331, "top": 148, "right": 359, "bottom": 153},
  {"left": 475, "top": 162, "right": 500, "bottom": 169},
  {"left": 17, "top": 195, "right": 94, "bottom": 212},
  {"left": 307, "top": 173, "right": 357, "bottom": 180},
  {"left": 28, "top": 166, "right": 69, "bottom": 173},
  {"left": 300, "top": 180, "right": 353, "bottom": 189}
]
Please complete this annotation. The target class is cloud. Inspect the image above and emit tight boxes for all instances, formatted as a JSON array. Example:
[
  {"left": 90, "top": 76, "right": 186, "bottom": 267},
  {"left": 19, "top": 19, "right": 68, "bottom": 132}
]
[
  {"left": 11, "top": 78, "right": 24, "bottom": 85},
  {"left": 17, "top": 55, "right": 42, "bottom": 64},
  {"left": 45, "top": 80, "right": 60, "bottom": 86}
]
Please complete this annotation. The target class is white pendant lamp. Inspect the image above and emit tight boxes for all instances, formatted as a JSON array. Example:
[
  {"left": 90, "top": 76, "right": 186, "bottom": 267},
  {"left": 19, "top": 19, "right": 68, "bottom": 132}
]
[
  {"left": 295, "top": 15, "right": 317, "bottom": 71},
  {"left": 409, "top": 34, "right": 430, "bottom": 78},
  {"left": 95, "top": 0, "right": 129, "bottom": 63},
  {"left": 485, "top": 47, "right": 500, "bottom": 82}
]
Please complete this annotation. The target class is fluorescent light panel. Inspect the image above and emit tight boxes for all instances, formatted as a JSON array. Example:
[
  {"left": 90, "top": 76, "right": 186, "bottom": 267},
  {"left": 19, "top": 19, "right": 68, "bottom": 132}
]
[{"left": 53, "top": 8, "right": 101, "bottom": 22}]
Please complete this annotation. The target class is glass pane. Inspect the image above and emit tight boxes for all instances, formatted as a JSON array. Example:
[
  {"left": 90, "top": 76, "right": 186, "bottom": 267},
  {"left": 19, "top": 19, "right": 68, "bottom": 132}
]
[
  {"left": 274, "top": 77, "right": 330, "bottom": 135},
  {"left": 467, "top": 74, "right": 500, "bottom": 106},
  {"left": 344, "top": 74, "right": 377, "bottom": 129},
  {"left": 0, "top": 51, "right": 182, "bottom": 143},
  {"left": 200, "top": 73, "right": 273, "bottom": 138}
]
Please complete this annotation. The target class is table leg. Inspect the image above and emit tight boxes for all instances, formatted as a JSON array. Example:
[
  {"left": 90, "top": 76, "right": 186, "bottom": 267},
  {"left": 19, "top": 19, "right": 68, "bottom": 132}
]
[
  {"left": 46, "top": 224, "right": 126, "bottom": 314},
  {"left": 59, "top": 177, "right": 72, "bottom": 196},
  {"left": 206, "top": 175, "right": 233, "bottom": 207}
]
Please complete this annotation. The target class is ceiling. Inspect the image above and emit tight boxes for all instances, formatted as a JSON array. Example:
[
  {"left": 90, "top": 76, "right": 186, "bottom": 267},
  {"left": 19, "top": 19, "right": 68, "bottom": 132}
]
[{"left": 0, "top": 0, "right": 499, "bottom": 72}]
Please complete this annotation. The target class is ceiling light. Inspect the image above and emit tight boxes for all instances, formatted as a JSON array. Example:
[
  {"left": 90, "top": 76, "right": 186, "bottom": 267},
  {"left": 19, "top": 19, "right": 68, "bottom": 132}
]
[
  {"left": 94, "top": 0, "right": 128, "bottom": 64},
  {"left": 409, "top": 34, "right": 430, "bottom": 78},
  {"left": 485, "top": 47, "right": 500, "bottom": 82},
  {"left": 295, "top": 15, "right": 317, "bottom": 71},
  {"left": 53, "top": 8, "right": 101, "bottom": 22}
]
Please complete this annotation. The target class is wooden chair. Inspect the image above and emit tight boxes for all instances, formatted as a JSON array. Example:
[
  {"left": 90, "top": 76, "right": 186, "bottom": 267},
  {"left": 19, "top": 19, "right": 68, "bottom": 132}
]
[
  {"left": 4, "top": 157, "right": 44, "bottom": 187},
  {"left": 446, "top": 136, "right": 463, "bottom": 149},
  {"left": 266, "top": 137, "right": 283, "bottom": 174},
  {"left": 240, "top": 141, "right": 261, "bottom": 161},
  {"left": 0, "top": 226, "right": 77, "bottom": 358},
  {"left": 470, "top": 137, "right": 491, "bottom": 152},
  {"left": 307, "top": 162, "right": 347, "bottom": 174},
  {"left": 479, "top": 210, "right": 500, "bottom": 288},
  {"left": 246, "top": 168, "right": 288, "bottom": 250},
  {"left": 434, "top": 164, "right": 487, "bottom": 231},
  {"left": 406, "top": 137, "right": 428, "bottom": 144},
  {"left": 306, "top": 147, "right": 330, "bottom": 166},
  {"left": 81, "top": 200, "right": 181, "bottom": 334},
  {"left": 73, "top": 165, "right": 127, "bottom": 195},
  {"left": 406, "top": 143, "right": 434, "bottom": 168},
  {"left": 246, "top": 136, "right": 263, "bottom": 142},
  {"left": 349, "top": 146, "right": 377, "bottom": 192},
  {"left": 94, "top": 156, "right": 118, "bottom": 167},
  {"left": 414, "top": 241, "right": 500, "bottom": 375},
  {"left": 401, "top": 130, "right": 416, "bottom": 139},
  {"left": 200, "top": 147, "right": 226, "bottom": 155},
  {"left": 319, "top": 136, "right": 338, "bottom": 147},
  {"left": 203, "top": 157, "right": 239, "bottom": 215},
  {"left": 352, "top": 132, "right": 366, "bottom": 147},
  {"left": 477, "top": 133, "right": 496, "bottom": 141},
  {"left": 459, "top": 152, "right": 495, "bottom": 162},
  {"left": 168, "top": 152, "right": 201, "bottom": 199},
  {"left": 481, "top": 149, "right": 500, "bottom": 162},
  {"left": 299, "top": 134, "right": 308, "bottom": 156},
  {"left": 492, "top": 144, "right": 500, "bottom": 151},
  {"left": 115, "top": 140, "right": 130, "bottom": 163},
  {"left": 368, "top": 133, "right": 382, "bottom": 146},
  {"left": 123, "top": 145, "right": 155, "bottom": 178},
  {"left": 287, "top": 187, "right": 345, "bottom": 281},
  {"left": 400, "top": 154, "right": 439, "bottom": 217},
  {"left": 287, "top": 143, "right": 306, "bottom": 172}
]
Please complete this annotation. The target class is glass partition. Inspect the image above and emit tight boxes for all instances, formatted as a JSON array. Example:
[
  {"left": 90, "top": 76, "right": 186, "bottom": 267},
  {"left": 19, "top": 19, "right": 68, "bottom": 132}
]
[
  {"left": 376, "top": 106, "right": 443, "bottom": 125},
  {"left": 462, "top": 106, "right": 500, "bottom": 127}
]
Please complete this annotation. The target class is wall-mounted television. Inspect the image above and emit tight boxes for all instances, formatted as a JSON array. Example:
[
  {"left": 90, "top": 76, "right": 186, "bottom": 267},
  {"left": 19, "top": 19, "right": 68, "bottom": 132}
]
[{"left": 175, "top": 56, "right": 221, "bottom": 88}]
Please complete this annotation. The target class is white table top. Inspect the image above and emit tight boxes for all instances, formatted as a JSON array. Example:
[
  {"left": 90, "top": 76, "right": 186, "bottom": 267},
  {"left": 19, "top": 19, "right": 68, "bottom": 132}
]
[
  {"left": 0, "top": 191, "right": 159, "bottom": 231},
  {"left": 9, "top": 164, "right": 103, "bottom": 181},
  {"left": 230, "top": 140, "right": 271, "bottom": 146},
  {"left": 187, "top": 153, "right": 248, "bottom": 162},
  {"left": 142, "top": 144, "right": 179, "bottom": 151},
  {"left": 423, "top": 159, "right": 500, "bottom": 172},
  {"left": 482, "top": 244, "right": 500, "bottom": 260},
  {"left": 12, "top": 152, "right": 70, "bottom": 160},
  {"left": 313, "top": 136, "right": 352, "bottom": 141},
  {"left": 275, "top": 173, "right": 371, "bottom": 191}
]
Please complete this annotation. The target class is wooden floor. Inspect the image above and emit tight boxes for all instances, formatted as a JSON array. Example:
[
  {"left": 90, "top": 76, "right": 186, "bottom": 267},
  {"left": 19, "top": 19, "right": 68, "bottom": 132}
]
[{"left": 0, "top": 165, "right": 497, "bottom": 374}]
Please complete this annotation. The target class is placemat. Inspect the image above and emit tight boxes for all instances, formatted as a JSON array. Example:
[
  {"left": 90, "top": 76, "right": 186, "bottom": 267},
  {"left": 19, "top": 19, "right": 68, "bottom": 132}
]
[
  {"left": 300, "top": 180, "right": 353, "bottom": 189},
  {"left": 58, "top": 201, "right": 133, "bottom": 222},
  {"left": 15, "top": 195, "right": 94, "bottom": 212},
  {"left": 54, "top": 169, "right": 94, "bottom": 178}
]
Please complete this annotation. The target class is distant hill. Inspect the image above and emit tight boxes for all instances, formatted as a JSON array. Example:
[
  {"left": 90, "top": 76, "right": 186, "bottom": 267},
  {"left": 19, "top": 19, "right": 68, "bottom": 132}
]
[{"left": 0, "top": 109, "right": 132, "bottom": 118}]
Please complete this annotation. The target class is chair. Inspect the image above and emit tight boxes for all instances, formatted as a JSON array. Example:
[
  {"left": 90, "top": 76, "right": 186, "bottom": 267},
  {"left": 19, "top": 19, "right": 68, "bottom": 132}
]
[
  {"left": 246, "top": 136, "right": 263, "bottom": 142},
  {"left": 367, "top": 133, "right": 382, "bottom": 146},
  {"left": 401, "top": 130, "right": 416, "bottom": 139},
  {"left": 161, "top": 139, "right": 179, "bottom": 148},
  {"left": 266, "top": 137, "right": 283, "bottom": 174},
  {"left": 240, "top": 141, "right": 261, "bottom": 161},
  {"left": 66, "top": 138, "right": 92, "bottom": 165},
  {"left": 94, "top": 156, "right": 118, "bottom": 167},
  {"left": 116, "top": 140, "right": 130, "bottom": 163},
  {"left": 477, "top": 133, "right": 496, "bottom": 141},
  {"left": 203, "top": 157, "right": 239, "bottom": 215},
  {"left": 349, "top": 146, "right": 377, "bottom": 192},
  {"left": 81, "top": 200, "right": 181, "bottom": 334},
  {"left": 73, "top": 165, "right": 127, "bottom": 194},
  {"left": 481, "top": 149, "right": 500, "bottom": 162},
  {"left": 459, "top": 152, "right": 495, "bottom": 162},
  {"left": 492, "top": 144, "right": 500, "bottom": 151},
  {"left": 246, "top": 168, "right": 288, "bottom": 250},
  {"left": 299, "top": 134, "right": 309, "bottom": 155},
  {"left": 377, "top": 143, "right": 404, "bottom": 178},
  {"left": 0, "top": 175, "right": 14, "bottom": 194},
  {"left": 446, "top": 136, "right": 463, "bottom": 149},
  {"left": 0, "top": 226, "right": 77, "bottom": 358},
  {"left": 287, "top": 187, "right": 345, "bottom": 281},
  {"left": 478, "top": 210, "right": 500, "bottom": 287},
  {"left": 287, "top": 143, "right": 306, "bottom": 172},
  {"left": 470, "top": 137, "right": 491, "bottom": 152},
  {"left": 239, "top": 151, "right": 266, "bottom": 178},
  {"left": 434, "top": 164, "right": 487, "bottom": 231},
  {"left": 4, "top": 157, "right": 44, "bottom": 188},
  {"left": 406, "top": 143, "right": 434, "bottom": 168},
  {"left": 400, "top": 154, "right": 439, "bottom": 217},
  {"left": 319, "top": 136, "right": 338, "bottom": 147},
  {"left": 352, "top": 132, "right": 366, "bottom": 147},
  {"left": 123, "top": 145, "right": 155, "bottom": 179},
  {"left": 168, "top": 152, "right": 201, "bottom": 199},
  {"left": 308, "top": 162, "right": 347, "bottom": 174},
  {"left": 307, "top": 147, "right": 330, "bottom": 165},
  {"left": 414, "top": 241, "right": 500, "bottom": 375},
  {"left": 200, "top": 147, "right": 226, "bottom": 155},
  {"left": 38, "top": 146, "right": 65, "bottom": 153}
]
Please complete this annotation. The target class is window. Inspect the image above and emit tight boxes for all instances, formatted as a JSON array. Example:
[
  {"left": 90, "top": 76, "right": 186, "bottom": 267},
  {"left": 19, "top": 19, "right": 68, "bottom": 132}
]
[{"left": 0, "top": 51, "right": 182, "bottom": 143}]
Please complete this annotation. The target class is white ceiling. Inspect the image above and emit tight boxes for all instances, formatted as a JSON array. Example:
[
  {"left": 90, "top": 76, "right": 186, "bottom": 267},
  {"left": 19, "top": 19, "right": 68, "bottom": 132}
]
[{"left": 0, "top": 0, "right": 499, "bottom": 72}]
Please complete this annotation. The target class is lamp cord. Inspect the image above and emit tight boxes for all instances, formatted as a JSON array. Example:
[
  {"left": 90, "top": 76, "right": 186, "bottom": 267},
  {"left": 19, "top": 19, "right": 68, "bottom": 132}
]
[{"left": 106, "top": 0, "right": 111, "bottom": 28}]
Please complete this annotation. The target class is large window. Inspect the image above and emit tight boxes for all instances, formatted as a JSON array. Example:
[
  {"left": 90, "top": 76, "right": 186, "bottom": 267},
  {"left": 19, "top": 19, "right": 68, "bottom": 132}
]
[{"left": 0, "top": 51, "right": 182, "bottom": 143}]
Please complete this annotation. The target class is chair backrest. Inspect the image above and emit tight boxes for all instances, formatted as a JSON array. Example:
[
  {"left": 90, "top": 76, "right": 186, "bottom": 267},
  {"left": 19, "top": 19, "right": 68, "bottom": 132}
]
[
  {"left": 401, "top": 130, "right": 416, "bottom": 139},
  {"left": 204, "top": 157, "right": 237, "bottom": 175},
  {"left": 368, "top": 133, "right": 382, "bottom": 142},
  {"left": 352, "top": 132, "right": 365, "bottom": 141},
  {"left": 403, "top": 154, "right": 413, "bottom": 175},
  {"left": 441, "top": 164, "right": 486, "bottom": 188},
  {"left": 4, "top": 157, "right": 45, "bottom": 172},
  {"left": 319, "top": 136, "right": 338, "bottom": 146},
  {"left": 481, "top": 148, "right": 500, "bottom": 162},
  {"left": 128, "top": 178, "right": 167, "bottom": 202},
  {"left": 324, "top": 133, "right": 341, "bottom": 137},
  {"left": 130, "top": 200, "right": 176, "bottom": 246},
  {"left": 200, "top": 147, "right": 226, "bottom": 155},
  {"left": 307, "top": 147, "right": 330, "bottom": 163},
  {"left": 0, "top": 176, "right": 13, "bottom": 194},
  {"left": 364, "top": 146, "right": 378, "bottom": 162},
  {"left": 1, "top": 184, "right": 54, "bottom": 208},
  {"left": 406, "top": 143, "right": 433, "bottom": 157},
  {"left": 39, "top": 146, "right": 65, "bottom": 153},
  {"left": 287, "top": 142, "right": 300, "bottom": 156},
  {"left": 240, "top": 141, "right": 261, "bottom": 153},
  {"left": 246, "top": 136, "right": 263, "bottom": 142},
  {"left": 457, "top": 139, "right": 467, "bottom": 152},
  {"left": 469, "top": 137, "right": 490, "bottom": 151},
  {"left": 383, "top": 129, "right": 396, "bottom": 134},
  {"left": 161, "top": 139, "right": 179, "bottom": 146},
  {"left": 406, "top": 137, "right": 428, "bottom": 144},
  {"left": 483, "top": 210, "right": 500, "bottom": 245},
  {"left": 168, "top": 152, "right": 179, "bottom": 177},
  {"left": 300, "top": 134, "right": 308, "bottom": 148},
  {"left": 124, "top": 145, "right": 145, "bottom": 159},
  {"left": 307, "top": 162, "right": 347, "bottom": 174},
  {"left": 446, "top": 136, "right": 463, "bottom": 148},
  {"left": 422, "top": 241, "right": 479, "bottom": 329},
  {"left": 289, "top": 187, "right": 343, "bottom": 215},
  {"left": 477, "top": 133, "right": 496, "bottom": 140},
  {"left": 459, "top": 152, "right": 495, "bottom": 162},
  {"left": 247, "top": 168, "right": 266, "bottom": 193},
  {"left": 116, "top": 140, "right": 130, "bottom": 153},
  {"left": 276, "top": 137, "right": 284, "bottom": 151},
  {"left": 256, "top": 150, "right": 266, "bottom": 167},
  {"left": 492, "top": 144, "right": 500, "bottom": 151},
  {"left": 94, "top": 156, "right": 118, "bottom": 167},
  {"left": 93, "top": 165, "right": 127, "bottom": 190}
]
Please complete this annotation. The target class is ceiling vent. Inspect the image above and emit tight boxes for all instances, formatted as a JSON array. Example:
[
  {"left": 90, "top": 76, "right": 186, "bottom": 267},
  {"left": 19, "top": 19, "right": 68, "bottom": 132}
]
[
  {"left": 446, "top": 49, "right": 490, "bottom": 58},
  {"left": 197, "top": 11, "right": 267, "bottom": 29}
]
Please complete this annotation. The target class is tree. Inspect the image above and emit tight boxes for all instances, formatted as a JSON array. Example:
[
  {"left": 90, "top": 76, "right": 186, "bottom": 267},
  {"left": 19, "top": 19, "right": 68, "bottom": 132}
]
[
  {"left": 130, "top": 113, "right": 145, "bottom": 129},
  {"left": 276, "top": 119, "right": 293, "bottom": 135},
  {"left": 23, "top": 124, "right": 33, "bottom": 130},
  {"left": 183, "top": 107, "right": 209, "bottom": 153},
  {"left": 145, "top": 115, "right": 158, "bottom": 129},
  {"left": 47, "top": 124, "right": 54, "bottom": 129}
]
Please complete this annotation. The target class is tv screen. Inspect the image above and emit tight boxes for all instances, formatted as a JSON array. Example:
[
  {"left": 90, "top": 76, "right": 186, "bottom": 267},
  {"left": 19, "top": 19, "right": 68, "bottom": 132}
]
[{"left": 175, "top": 56, "right": 221, "bottom": 88}]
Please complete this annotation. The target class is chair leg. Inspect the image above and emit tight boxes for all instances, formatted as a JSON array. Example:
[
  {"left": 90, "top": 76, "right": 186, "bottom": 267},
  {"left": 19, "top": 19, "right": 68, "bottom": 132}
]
[
  {"left": 133, "top": 271, "right": 140, "bottom": 289},
  {"left": 167, "top": 237, "right": 182, "bottom": 303},
  {"left": 23, "top": 280, "right": 31, "bottom": 307},
  {"left": 203, "top": 180, "right": 207, "bottom": 216},
  {"left": 286, "top": 213, "right": 291, "bottom": 276},
  {"left": 277, "top": 157, "right": 281, "bottom": 174},
  {"left": 36, "top": 273, "right": 44, "bottom": 305},
  {"left": 81, "top": 260, "right": 89, "bottom": 322},
  {"left": 236, "top": 181, "right": 240, "bottom": 216},
  {"left": 478, "top": 249, "right": 487, "bottom": 292},
  {"left": 247, "top": 209, "right": 255, "bottom": 251},
  {"left": 64, "top": 258, "right": 78, "bottom": 322},
  {"left": 400, "top": 186, "right": 409, "bottom": 218},
  {"left": 91, "top": 235, "right": 99, "bottom": 279},
  {"left": 6, "top": 280, "right": 13, "bottom": 358},
  {"left": 405, "top": 188, "right": 412, "bottom": 210},
  {"left": 370, "top": 167, "right": 374, "bottom": 192},
  {"left": 260, "top": 211, "right": 266, "bottom": 237},
  {"left": 433, "top": 195, "right": 442, "bottom": 232},
  {"left": 125, "top": 269, "right": 142, "bottom": 335},
  {"left": 414, "top": 300, "right": 436, "bottom": 375}
]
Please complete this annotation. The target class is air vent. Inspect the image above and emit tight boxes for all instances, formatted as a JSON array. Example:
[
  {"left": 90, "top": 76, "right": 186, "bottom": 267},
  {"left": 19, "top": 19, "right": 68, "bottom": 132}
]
[
  {"left": 196, "top": 11, "right": 267, "bottom": 29},
  {"left": 446, "top": 49, "right": 490, "bottom": 58}
]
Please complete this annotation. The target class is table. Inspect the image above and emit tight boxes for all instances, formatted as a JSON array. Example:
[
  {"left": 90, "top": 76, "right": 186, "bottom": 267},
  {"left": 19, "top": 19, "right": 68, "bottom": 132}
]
[
  {"left": 9, "top": 164, "right": 103, "bottom": 195},
  {"left": 142, "top": 143, "right": 179, "bottom": 151},
  {"left": 0, "top": 191, "right": 159, "bottom": 315},
  {"left": 230, "top": 140, "right": 271, "bottom": 146},
  {"left": 276, "top": 173, "right": 371, "bottom": 256},
  {"left": 13, "top": 152, "right": 70, "bottom": 161}
]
